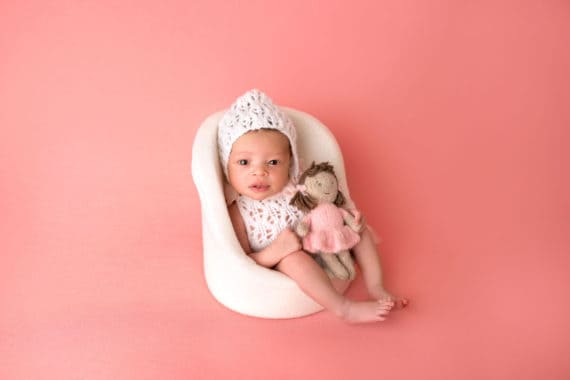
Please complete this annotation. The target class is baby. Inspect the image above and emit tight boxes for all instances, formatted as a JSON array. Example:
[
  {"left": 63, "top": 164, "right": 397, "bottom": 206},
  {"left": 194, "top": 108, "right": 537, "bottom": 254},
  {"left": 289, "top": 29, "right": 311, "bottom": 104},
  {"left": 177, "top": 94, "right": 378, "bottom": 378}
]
[{"left": 218, "top": 89, "right": 407, "bottom": 323}]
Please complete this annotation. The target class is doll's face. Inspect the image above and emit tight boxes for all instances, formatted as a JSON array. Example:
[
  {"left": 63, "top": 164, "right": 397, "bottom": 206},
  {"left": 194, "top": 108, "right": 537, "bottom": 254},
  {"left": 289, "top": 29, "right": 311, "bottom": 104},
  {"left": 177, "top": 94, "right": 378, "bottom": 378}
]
[
  {"left": 227, "top": 129, "right": 292, "bottom": 200},
  {"left": 304, "top": 171, "right": 338, "bottom": 204}
]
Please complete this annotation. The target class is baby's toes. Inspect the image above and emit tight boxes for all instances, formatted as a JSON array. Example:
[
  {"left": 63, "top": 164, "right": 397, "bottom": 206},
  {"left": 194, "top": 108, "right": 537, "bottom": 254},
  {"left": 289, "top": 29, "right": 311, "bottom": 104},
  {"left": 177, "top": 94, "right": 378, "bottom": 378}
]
[
  {"left": 378, "top": 299, "right": 395, "bottom": 310},
  {"left": 376, "top": 304, "right": 391, "bottom": 317},
  {"left": 392, "top": 298, "right": 409, "bottom": 310}
]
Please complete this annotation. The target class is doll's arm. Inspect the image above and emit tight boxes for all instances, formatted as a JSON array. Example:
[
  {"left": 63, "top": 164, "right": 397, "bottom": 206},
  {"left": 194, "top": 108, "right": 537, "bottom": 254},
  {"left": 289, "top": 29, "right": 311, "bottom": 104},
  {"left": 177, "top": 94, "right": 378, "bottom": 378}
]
[
  {"left": 341, "top": 208, "right": 365, "bottom": 233},
  {"left": 228, "top": 203, "right": 301, "bottom": 268},
  {"left": 294, "top": 214, "right": 311, "bottom": 237},
  {"left": 350, "top": 209, "right": 367, "bottom": 233},
  {"left": 339, "top": 195, "right": 364, "bottom": 229}
]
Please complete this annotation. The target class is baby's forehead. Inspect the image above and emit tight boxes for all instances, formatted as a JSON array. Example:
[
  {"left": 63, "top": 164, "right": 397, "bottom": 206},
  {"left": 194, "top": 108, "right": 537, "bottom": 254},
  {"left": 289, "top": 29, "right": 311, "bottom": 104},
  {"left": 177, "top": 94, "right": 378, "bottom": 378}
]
[
  {"left": 245, "top": 128, "right": 288, "bottom": 139},
  {"left": 233, "top": 129, "right": 291, "bottom": 148}
]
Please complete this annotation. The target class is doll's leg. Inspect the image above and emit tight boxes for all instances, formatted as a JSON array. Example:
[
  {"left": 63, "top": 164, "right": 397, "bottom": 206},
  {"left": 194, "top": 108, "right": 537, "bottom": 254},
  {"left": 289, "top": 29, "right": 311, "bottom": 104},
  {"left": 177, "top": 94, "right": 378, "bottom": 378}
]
[
  {"left": 276, "top": 250, "right": 393, "bottom": 323},
  {"left": 320, "top": 253, "right": 350, "bottom": 280},
  {"left": 352, "top": 228, "right": 409, "bottom": 309},
  {"left": 337, "top": 250, "right": 356, "bottom": 280}
]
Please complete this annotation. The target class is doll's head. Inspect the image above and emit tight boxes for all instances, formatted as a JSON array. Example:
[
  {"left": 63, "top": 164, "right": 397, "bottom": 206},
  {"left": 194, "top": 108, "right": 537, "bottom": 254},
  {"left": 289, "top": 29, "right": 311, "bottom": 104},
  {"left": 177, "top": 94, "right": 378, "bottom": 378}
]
[
  {"left": 217, "top": 89, "right": 299, "bottom": 183},
  {"left": 291, "top": 162, "right": 346, "bottom": 212}
]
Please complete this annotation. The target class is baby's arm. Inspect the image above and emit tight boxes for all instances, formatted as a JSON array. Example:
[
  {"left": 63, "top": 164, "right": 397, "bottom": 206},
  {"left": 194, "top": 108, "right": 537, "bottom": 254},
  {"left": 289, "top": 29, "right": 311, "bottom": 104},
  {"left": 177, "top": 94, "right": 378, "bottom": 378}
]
[{"left": 228, "top": 202, "right": 301, "bottom": 268}]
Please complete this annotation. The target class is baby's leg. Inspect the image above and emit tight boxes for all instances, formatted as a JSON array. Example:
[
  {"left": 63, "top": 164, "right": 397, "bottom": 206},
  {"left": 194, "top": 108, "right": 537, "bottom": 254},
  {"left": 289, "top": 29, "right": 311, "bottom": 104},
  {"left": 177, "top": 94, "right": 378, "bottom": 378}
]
[
  {"left": 352, "top": 228, "right": 409, "bottom": 309},
  {"left": 276, "top": 250, "right": 393, "bottom": 323}
]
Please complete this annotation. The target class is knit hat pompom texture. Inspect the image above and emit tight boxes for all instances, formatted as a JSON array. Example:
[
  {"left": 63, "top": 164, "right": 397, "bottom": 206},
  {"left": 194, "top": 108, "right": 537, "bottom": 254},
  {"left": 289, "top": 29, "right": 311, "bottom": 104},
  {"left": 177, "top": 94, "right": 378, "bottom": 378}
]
[{"left": 218, "top": 89, "right": 299, "bottom": 180}]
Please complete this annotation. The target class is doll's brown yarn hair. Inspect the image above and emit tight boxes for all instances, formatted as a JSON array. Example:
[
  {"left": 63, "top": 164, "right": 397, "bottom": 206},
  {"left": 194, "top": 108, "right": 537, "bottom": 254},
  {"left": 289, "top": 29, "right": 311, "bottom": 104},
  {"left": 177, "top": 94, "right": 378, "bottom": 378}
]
[{"left": 290, "top": 161, "right": 346, "bottom": 212}]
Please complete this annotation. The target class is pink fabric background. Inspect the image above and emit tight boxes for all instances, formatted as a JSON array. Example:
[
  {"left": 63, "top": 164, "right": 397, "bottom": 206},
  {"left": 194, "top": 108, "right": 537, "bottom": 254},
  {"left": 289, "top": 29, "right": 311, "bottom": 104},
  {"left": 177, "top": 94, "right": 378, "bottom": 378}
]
[{"left": 1, "top": 1, "right": 569, "bottom": 379}]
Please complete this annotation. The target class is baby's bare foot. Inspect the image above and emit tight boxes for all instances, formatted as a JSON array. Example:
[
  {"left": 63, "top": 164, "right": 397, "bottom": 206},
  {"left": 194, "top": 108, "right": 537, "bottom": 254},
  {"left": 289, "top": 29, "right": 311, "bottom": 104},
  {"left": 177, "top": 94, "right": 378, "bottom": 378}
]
[{"left": 339, "top": 300, "right": 394, "bottom": 323}]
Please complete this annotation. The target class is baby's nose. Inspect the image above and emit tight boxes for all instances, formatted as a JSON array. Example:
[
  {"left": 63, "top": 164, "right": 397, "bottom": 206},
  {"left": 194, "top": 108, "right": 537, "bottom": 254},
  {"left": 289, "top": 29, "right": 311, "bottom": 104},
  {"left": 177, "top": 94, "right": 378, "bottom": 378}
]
[{"left": 251, "top": 164, "right": 268, "bottom": 176}]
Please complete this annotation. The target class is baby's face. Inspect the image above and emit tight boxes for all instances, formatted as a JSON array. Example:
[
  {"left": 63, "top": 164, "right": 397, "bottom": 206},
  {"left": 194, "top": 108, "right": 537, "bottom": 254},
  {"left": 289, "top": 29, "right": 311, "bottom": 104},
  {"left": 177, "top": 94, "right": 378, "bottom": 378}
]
[{"left": 227, "top": 130, "right": 291, "bottom": 200}]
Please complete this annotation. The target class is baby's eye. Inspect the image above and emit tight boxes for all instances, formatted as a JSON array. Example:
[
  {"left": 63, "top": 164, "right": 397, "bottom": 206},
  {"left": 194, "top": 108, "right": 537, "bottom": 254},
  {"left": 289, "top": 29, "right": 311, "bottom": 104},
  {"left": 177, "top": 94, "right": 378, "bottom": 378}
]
[
  {"left": 267, "top": 159, "right": 280, "bottom": 166},
  {"left": 238, "top": 159, "right": 248, "bottom": 165}
]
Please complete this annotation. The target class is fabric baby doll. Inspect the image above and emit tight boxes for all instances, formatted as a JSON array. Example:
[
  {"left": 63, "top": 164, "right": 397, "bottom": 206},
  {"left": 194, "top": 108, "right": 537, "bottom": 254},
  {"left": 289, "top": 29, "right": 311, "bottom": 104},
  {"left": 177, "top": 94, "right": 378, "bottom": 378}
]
[{"left": 290, "top": 162, "right": 361, "bottom": 280}]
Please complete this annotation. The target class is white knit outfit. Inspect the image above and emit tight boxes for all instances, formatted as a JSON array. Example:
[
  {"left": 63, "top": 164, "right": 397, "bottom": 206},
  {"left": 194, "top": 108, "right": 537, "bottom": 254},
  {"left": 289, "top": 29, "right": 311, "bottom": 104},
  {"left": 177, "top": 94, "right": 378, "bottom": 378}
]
[
  {"left": 218, "top": 89, "right": 303, "bottom": 252},
  {"left": 236, "top": 193, "right": 303, "bottom": 251}
]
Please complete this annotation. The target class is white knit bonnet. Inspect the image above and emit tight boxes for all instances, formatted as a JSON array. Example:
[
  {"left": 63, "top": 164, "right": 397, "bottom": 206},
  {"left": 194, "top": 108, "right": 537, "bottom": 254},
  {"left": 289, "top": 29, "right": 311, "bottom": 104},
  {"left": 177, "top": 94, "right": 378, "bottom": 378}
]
[{"left": 217, "top": 89, "right": 299, "bottom": 181}]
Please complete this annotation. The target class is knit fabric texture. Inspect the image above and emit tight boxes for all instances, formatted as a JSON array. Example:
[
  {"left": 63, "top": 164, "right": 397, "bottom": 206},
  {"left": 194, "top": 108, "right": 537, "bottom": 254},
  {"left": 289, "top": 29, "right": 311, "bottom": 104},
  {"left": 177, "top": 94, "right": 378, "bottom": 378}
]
[
  {"left": 301, "top": 203, "right": 360, "bottom": 254},
  {"left": 236, "top": 193, "right": 303, "bottom": 252},
  {"left": 217, "top": 89, "right": 299, "bottom": 180}
]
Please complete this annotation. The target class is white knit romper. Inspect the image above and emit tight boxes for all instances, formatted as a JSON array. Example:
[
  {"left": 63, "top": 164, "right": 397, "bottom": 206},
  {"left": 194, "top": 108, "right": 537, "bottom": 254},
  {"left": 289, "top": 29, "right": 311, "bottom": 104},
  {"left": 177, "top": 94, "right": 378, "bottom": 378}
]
[{"left": 236, "top": 192, "right": 303, "bottom": 252}]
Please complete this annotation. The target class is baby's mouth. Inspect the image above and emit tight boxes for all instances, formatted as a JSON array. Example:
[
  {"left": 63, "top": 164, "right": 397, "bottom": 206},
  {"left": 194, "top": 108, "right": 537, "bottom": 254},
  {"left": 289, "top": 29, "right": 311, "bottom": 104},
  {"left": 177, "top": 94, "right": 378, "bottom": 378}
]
[{"left": 250, "top": 183, "right": 270, "bottom": 192}]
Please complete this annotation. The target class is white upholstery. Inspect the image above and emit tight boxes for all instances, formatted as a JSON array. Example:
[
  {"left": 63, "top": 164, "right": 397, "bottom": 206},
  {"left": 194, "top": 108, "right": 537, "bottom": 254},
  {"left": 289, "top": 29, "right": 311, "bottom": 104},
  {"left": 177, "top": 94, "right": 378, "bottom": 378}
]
[{"left": 192, "top": 107, "right": 352, "bottom": 318}]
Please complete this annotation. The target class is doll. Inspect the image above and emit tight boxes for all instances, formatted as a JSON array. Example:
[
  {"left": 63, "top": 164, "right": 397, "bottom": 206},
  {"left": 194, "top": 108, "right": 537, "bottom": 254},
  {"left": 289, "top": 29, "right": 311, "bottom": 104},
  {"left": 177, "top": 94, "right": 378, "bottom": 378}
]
[{"left": 290, "top": 162, "right": 361, "bottom": 280}]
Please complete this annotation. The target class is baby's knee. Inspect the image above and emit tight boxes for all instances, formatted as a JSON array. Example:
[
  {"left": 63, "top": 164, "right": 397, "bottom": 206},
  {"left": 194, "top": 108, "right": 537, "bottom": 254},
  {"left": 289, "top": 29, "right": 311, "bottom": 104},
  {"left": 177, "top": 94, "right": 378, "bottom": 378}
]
[
  {"left": 283, "top": 250, "right": 310, "bottom": 263},
  {"left": 277, "top": 250, "right": 312, "bottom": 269}
]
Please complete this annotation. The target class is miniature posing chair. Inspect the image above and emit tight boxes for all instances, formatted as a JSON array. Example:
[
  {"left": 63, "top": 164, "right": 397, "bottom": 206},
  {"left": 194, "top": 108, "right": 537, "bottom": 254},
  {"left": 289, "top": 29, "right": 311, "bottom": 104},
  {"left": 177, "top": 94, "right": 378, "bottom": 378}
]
[{"left": 192, "top": 107, "right": 352, "bottom": 318}]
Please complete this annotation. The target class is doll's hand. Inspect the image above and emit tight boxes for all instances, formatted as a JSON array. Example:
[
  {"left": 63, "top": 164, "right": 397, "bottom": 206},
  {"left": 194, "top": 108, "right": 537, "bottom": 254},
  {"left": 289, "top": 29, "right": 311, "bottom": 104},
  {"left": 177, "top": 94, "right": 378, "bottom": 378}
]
[
  {"left": 295, "top": 221, "right": 309, "bottom": 237},
  {"left": 274, "top": 228, "right": 302, "bottom": 260},
  {"left": 354, "top": 210, "right": 367, "bottom": 233},
  {"left": 347, "top": 209, "right": 366, "bottom": 233}
]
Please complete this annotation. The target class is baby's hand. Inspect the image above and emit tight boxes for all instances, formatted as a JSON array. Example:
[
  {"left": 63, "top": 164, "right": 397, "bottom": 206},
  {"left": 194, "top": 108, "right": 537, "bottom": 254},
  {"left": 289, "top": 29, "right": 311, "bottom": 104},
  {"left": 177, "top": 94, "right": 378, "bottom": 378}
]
[{"left": 274, "top": 228, "right": 302, "bottom": 260}]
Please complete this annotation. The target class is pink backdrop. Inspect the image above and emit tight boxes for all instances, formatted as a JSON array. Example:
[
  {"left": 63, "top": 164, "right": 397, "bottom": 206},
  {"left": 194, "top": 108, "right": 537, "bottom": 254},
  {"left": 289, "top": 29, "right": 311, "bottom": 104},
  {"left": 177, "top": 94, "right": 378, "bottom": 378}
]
[{"left": 1, "top": 1, "right": 569, "bottom": 379}]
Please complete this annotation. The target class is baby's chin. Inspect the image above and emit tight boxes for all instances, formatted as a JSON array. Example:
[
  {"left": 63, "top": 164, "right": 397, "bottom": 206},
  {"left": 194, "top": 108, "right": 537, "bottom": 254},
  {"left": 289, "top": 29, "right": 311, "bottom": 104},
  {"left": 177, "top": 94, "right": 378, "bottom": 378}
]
[{"left": 242, "top": 187, "right": 279, "bottom": 200}]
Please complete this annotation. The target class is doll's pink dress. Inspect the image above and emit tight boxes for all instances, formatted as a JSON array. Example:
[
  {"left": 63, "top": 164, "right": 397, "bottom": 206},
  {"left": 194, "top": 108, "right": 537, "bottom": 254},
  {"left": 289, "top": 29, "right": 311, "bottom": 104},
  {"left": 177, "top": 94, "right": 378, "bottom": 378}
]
[{"left": 302, "top": 203, "right": 360, "bottom": 254}]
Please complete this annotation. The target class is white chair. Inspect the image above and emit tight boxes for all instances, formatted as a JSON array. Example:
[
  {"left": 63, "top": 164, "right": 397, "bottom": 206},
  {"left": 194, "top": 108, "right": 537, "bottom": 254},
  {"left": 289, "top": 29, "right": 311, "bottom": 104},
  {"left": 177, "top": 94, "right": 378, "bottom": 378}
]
[{"left": 192, "top": 107, "right": 353, "bottom": 318}]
